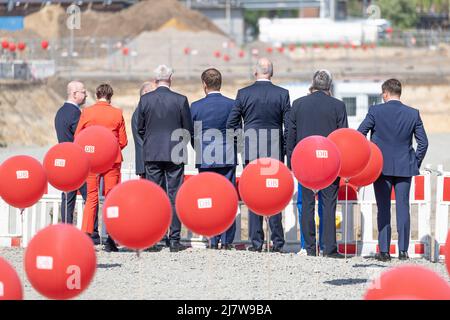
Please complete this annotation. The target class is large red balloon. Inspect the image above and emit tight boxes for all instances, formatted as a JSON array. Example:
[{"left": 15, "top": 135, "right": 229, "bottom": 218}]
[
  {"left": 103, "top": 180, "right": 172, "bottom": 250},
  {"left": 445, "top": 230, "right": 450, "bottom": 277},
  {"left": 74, "top": 125, "right": 119, "bottom": 174},
  {"left": 41, "top": 40, "right": 49, "bottom": 50},
  {"left": 176, "top": 172, "right": 238, "bottom": 237},
  {"left": 25, "top": 224, "right": 96, "bottom": 300},
  {"left": 0, "top": 156, "right": 47, "bottom": 209},
  {"left": 43, "top": 143, "right": 90, "bottom": 192},
  {"left": 349, "top": 142, "right": 383, "bottom": 187},
  {"left": 1, "top": 40, "right": 8, "bottom": 49},
  {"left": 0, "top": 257, "right": 23, "bottom": 300},
  {"left": 291, "top": 136, "right": 341, "bottom": 192},
  {"left": 364, "top": 265, "right": 450, "bottom": 300},
  {"left": 328, "top": 128, "right": 371, "bottom": 179},
  {"left": 239, "top": 158, "right": 294, "bottom": 216}
]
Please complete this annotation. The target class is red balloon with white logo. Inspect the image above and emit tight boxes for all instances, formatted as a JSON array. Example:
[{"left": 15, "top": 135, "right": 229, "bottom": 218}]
[
  {"left": 0, "top": 257, "right": 23, "bottom": 300},
  {"left": 43, "top": 143, "right": 90, "bottom": 192},
  {"left": 25, "top": 224, "right": 96, "bottom": 300},
  {"left": 0, "top": 156, "right": 47, "bottom": 209},
  {"left": 364, "top": 265, "right": 450, "bottom": 300},
  {"left": 349, "top": 142, "right": 383, "bottom": 187},
  {"left": 291, "top": 136, "right": 341, "bottom": 192},
  {"left": 445, "top": 231, "right": 450, "bottom": 277},
  {"left": 328, "top": 128, "right": 371, "bottom": 179},
  {"left": 74, "top": 125, "right": 119, "bottom": 174},
  {"left": 176, "top": 172, "right": 238, "bottom": 237},
  {"left": 103, "top": 180, "right": 172, "bottom": 250},
  {"left": 239, "top": 158, "right": 294, "bottom": 216}
]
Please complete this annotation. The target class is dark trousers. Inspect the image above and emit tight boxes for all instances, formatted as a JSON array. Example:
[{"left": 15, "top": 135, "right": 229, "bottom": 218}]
[
  {"left": 374, "top": 175, "right": 412, "bottom": 253},
  {"left": 60, "top": 183, "right": 99, "bottom": 234},
  {"left": 198, "top": 166, "right": 237, "bottom": 246},
  {"left": 145, "top": 161, "right": 184, "bottom": 243},
  {"left": 301, "top": 178, "right": 340, "bottom": 255}
]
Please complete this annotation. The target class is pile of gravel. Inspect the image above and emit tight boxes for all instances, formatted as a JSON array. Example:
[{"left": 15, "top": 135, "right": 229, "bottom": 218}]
[{"left": 1, "top": 246, "right": 448, "bottom": 300}]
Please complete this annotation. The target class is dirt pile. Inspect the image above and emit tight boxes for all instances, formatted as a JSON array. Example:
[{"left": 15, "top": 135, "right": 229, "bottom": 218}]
[{"left": 22, "top": 0, "right": 223, "bottom": 39}]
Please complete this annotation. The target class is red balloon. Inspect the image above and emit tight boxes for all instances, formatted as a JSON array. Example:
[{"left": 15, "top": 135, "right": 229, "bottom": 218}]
[
  {"left": 445, "top": 230, "right": 450, "bottom": 277},
  {"left": 0, "top": 156, "right": 47, "bottom": 209},
  {"left": 291, "top": 136, "right": 341, "bottom": 192},
  {"left": 17, "top": 42, "right": 26, "bottom": 51},
  {"left": 43, "top": 143, "right": 90, "bottom": 192},
  {"left": 25, "top": 224, "right": 96, "bottom": 300},
  {"left": 238, "top": 50, "right": 245, "bottom": 58},
  {"left": 349, "top": 142, "right": 383, "bottom": 187},
  {"left": 328, "top": 128, "right": 371, "bottom": 179},
  {"left": 74, "top": 125, "right": 119, "bottom": 174},
  {"left": 176, "top": 172, "right": 238, "bottom": 237},
  {"left": 338, "top": 180, "right": 358, "bottom": 201},
  {"left": 122, "top": 47, "right": 129, "bottom": 56},
  {"left": 364, "top": 265, "right": 450, "bottom": 300},
  {"left": 1, "top": 40, "right": 8, "bottom": 49},
  {"left": 239, "top": 158, "right": 294, "bottom": 216},
  {"left": 103, "top": 180, "right": 172, "bottom": 250},
  {"left": 8, "top": 43, "right": 16, "bottom": 52},
  {"left": 214, "top": 50, "right": 221, "bottom": 58},
  {"left": 223, "top": 54, "right": 230, "bottom": 62},
  {"left": 41, "top": 40, "right": 49, "bottom": 50},
  {"left": 266, "top": 47, "right": 273, "bottom": 54},
  {"left": 0, "top": 257, "right": 23, "bottom": 300}
]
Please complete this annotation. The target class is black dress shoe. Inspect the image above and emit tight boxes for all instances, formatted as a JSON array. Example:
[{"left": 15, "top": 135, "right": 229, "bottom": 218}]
[
  {"left": 222, "top": 244, "right": 233, "bottom": 250},
  {"left": 247, "top": 246, "right": 262, "bottom": 252},
  {"left": 270, "top": 246, "right": 286, "bottom": 253},
  {"left": 375, "top": 252, "right": 391, "bottom": 262},
  {"left": 399, "top": 251, "right": 409, "bottom": 260},
  {"left": 306, "top": 251, "right": 317, "bottom": 257},
  {"left": 104, "top": 236, "right": 119, "bottom": 252},
  {"left": 323, "top": 252, "right": 345, "bottom": 259},
  {"left": 170, "top": 242, "right": 188, "bottom": 252}
]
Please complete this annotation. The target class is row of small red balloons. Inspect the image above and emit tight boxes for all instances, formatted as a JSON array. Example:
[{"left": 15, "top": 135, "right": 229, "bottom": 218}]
[
  {"left": 0, "top": 126, "right": 449, "bottom": 300},
  {"left": 1, "top": 40, "right": 50, "bottom": 52}
]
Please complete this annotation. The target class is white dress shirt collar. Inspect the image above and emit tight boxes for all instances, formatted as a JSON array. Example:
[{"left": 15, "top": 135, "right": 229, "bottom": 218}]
[{"left": 65, "top": 101, "right": 80, "bottom": 108}]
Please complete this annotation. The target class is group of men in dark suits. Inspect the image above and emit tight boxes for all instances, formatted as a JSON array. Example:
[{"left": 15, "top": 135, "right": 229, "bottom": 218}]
[{"left": 56, "top": 58, "right": 428, "bottom": 261}]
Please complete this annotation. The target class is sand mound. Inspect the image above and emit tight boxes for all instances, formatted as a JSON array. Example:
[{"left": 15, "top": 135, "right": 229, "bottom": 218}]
[{"left": 21, "top": 0, "right": 223, "bottom": 39}]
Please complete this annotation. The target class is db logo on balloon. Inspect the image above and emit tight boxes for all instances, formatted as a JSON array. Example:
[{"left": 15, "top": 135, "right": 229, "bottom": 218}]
[
  {"left": 36, "top": 256, "right": 53, "bottom": 270},
  {"left": 106, "top": 207, "right": 119, "bottom": 219},
  {"left": 0, "top": 281, "right": 4, "bottom": 297},
  {"left": 266, "top": 178, "right": 279, "bottom": 188},
  {"left": 16, "top": 170, "right": 29, "bottom": 179},
  {"left": 54, "top": 159, "right": 66, "bottom": 167},
  {"left": 84, "top": 146, "right": 95, "bottom": 153},
  {"left": 316, "top": 150, "right": 329, "bottom": 158},
  {"left": 197, "top": 198, "right": 212, "bottom": 209}
]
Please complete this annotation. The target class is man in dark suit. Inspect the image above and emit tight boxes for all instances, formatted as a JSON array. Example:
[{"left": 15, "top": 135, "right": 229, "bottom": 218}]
[
  {"left": 358, "top": 79, "right": 428, "bottom": 262},
  {"left": 132, "top": 81, "right": 154, "bottom": 177},
  {"left": 191, "top": 68, "right": 237, "bottom": 250},
  {"left": 227, "top": 57, "right": 291, "bottom": 253},
  {"left": 54, "top": 81, "right": 100, "bottom": 244},
  {"left": 137, "top": 65, "right": 194, "bottom": 253},
  {"left": 286, "top": 70, "right": 348, "bottom": 258}
]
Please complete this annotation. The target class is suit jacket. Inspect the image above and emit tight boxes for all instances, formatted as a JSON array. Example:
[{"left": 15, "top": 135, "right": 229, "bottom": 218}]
[
  {"left": 226, "top": 81, "right": 291, "bottom": 163},
  {"left": 286, "top": 91, "right": 348, "bottom": 167},
  {"left": 54, "top": 102, "right": 81, "bottom": 143},
  {"left": 131, "top": 108, "right": 145, "bottom": 175},
  {"left": 75, "top": 101, "right": 128, "bottom": 164},
  {"left": 137, "top": 86, "right": 194, "bottom": 164},
  {"left": 191, "top": 93, "right": 237, "bottom": 169},
  {"left": 358, "top": 100, "right": 428, "bottom": 177}
]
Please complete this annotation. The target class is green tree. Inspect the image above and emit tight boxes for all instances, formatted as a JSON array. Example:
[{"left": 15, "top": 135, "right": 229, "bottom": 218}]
[{"left": 376, "top": 0, "right": 419, "bottom": 29}]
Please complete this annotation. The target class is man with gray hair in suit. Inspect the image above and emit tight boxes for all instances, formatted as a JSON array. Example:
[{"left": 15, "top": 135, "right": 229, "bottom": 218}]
[
  {"left": 137, "top": 65, "right": 194, "bottom": 252},
  {"left": 287, "top": 69, "right": 348, "bottom": 258}
]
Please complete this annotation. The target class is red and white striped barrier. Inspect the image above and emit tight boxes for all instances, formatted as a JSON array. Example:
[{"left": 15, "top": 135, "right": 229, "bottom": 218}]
[
  {"left": 0, "top": 167, "right": 436, "bottom": 259},
  {"left": 435, "top": 165, "right": 450, "bottom": 259}
]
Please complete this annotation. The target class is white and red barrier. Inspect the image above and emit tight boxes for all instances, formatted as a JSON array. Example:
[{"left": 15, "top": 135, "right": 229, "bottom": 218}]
[
  {"left": 0, "top": 166, "right": 441, "bottom": 260},
  {"left": 435, "top": 165, "right": 450, "bottom": 259}
]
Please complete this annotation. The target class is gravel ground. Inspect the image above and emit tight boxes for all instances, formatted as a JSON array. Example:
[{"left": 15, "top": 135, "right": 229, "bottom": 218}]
[{"left": 1, "top": 246, "right": 449, "bottom": 300}]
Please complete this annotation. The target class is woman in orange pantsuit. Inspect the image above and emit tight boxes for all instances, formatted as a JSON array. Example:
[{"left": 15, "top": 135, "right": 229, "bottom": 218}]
[{"left": 75, "top": 84, "right": 128, "bottom": 252}]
